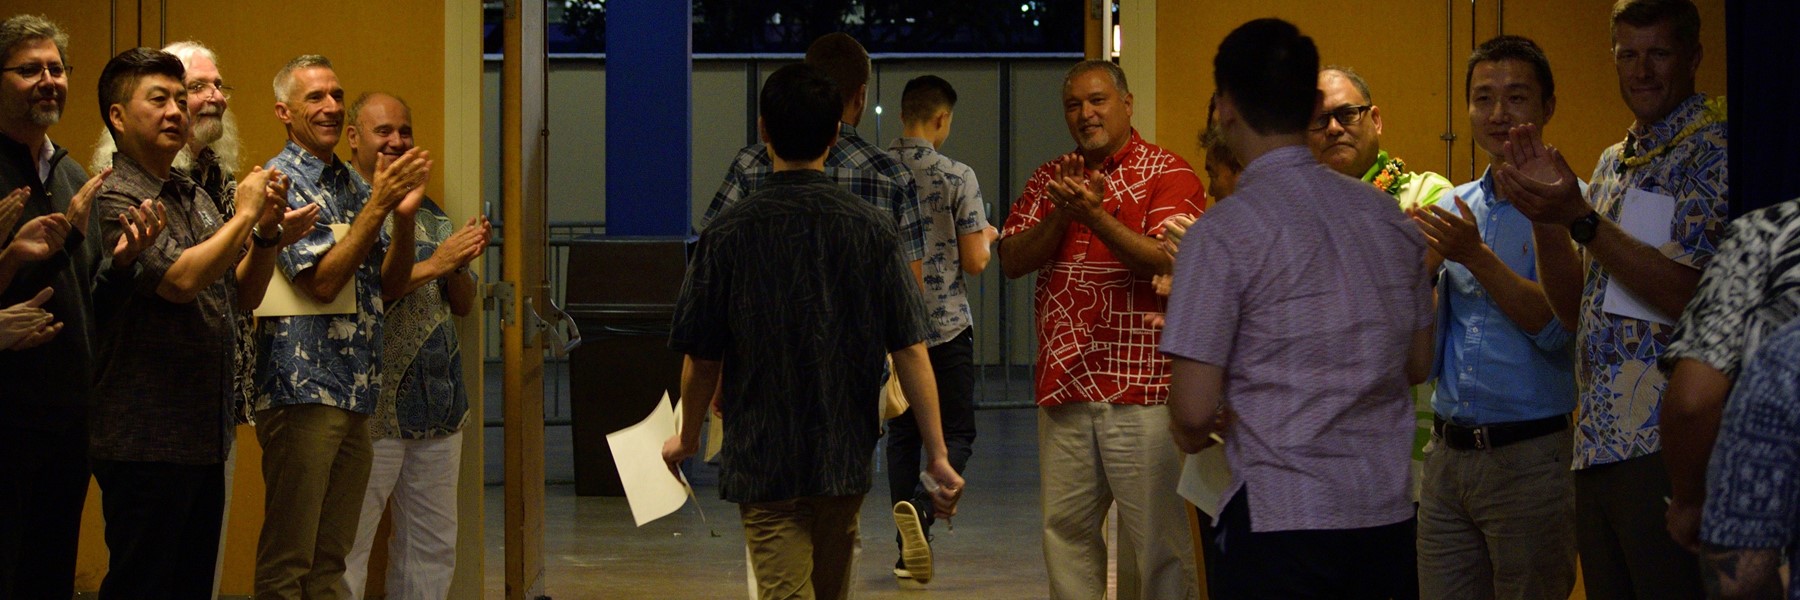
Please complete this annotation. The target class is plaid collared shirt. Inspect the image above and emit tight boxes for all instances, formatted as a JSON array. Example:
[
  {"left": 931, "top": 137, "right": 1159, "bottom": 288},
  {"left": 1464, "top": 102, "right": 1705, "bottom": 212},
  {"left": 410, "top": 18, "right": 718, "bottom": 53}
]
[{"left": 701, "top": 123, "right": 923, "bottom": 261}]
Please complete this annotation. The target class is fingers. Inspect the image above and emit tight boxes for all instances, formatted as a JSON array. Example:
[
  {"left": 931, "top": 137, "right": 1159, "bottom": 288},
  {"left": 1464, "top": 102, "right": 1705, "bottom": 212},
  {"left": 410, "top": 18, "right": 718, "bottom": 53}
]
[
  {"left": 1453, "top": 196, "right": 1475, "bottom": 221},
  {"left": 24, "top": 286, "right": 53, "bottom": 308},
  {"left": 12, "top": 321, "right": 62, "bottom": 350}
]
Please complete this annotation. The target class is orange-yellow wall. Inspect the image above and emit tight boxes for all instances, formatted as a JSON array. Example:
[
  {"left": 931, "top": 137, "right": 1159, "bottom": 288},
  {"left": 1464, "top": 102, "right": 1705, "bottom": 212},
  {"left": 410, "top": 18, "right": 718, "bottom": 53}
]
[
  {"left": 1156, "top": 0, "right": 1727, "bottom": 186},
  {"left": 16, "top": 1, "right": 479, "bottom": 596}
]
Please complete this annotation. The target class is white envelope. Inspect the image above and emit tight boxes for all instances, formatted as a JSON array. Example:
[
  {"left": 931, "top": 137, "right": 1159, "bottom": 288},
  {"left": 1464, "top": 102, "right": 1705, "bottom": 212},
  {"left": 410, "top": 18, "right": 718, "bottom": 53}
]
[
  {"left": 1601, "top": 188, "right": 1678, "bottom": 326},
  {"left": 1177, "top": 444, "right": 1232, "bottom": 519},
  {"left": 253, "top": 224, "right": 357, "bottom": 317}
]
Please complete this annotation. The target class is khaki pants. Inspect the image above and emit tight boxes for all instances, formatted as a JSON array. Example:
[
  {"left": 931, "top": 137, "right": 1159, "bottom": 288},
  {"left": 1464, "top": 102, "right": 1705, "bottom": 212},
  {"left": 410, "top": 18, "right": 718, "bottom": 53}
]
[
  {"left": 1039, "top": 402, "right": 1197, "bottom": 600},
  {"left": 254, "top": 404, "right": 373, "bottom": 600},
  {"left": 1417, "top": 427, "right": 1576, "bottom": 599},
  {"left": 740, "top": 495, "right": 865, "bottom": 600}
]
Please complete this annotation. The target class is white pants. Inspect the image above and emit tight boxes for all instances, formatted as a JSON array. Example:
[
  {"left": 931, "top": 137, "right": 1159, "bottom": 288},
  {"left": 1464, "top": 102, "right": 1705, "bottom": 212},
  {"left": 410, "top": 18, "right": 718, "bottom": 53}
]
[{"left": 342, "top": 432, "right": 463, "bottom": 600}]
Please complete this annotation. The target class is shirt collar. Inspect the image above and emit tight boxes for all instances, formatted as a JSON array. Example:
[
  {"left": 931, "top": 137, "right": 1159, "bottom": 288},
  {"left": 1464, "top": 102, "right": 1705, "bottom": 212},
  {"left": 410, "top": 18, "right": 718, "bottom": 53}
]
[
  {"left": 890, "top": 136, "right": 934, "bottom": 152},
  {"left": 1237, "top": 144, "right": 1317, "bottom": 188},
  {"left": 1626, "top": 93, "right": 1709, "bottom": 156},
  {"left": 281, "top": 140, "right": 348, "bottom": 186},
  {"left": 1091, "top": 128, "right": 1144, "bottom": 170},
  {"left": 1477, "top": 165, "right": 1503, "bottom": 204},
  {"left": 107, "top": 151, "right": 189, "bottom": 201},
  {"left": 35, "top": 134, "right": 54, "bottom": 183}
]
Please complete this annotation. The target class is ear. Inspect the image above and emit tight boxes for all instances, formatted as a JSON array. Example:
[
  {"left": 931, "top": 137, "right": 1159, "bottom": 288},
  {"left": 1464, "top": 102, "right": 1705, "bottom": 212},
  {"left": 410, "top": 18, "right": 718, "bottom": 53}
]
[
  {"left": 756, "top": 116, "right": 769, "bottom": 145},
  {"left": 345, "top": 124, "right": 359, "bottom": 147},
  {"left": 1368, "top": 104, "right": 1383, "bottom": 136},
  {"left": 1123, "top": 91, "right": 1134, "bottom": 118},
  {"left": 935, "top": 109, "right": 952, "bottom": 130},
  {"left": 108, "top": 104, "right": 126, "bottom": 139},
  {"left": 1542, "top": 95, "right": 1557, "bottom": 124},
  {"left": 274, "top": 101, "right": 292, "bottom": 126},
  {"left": 1688, "top": 43, "right": 1704, "bottom": 74}
]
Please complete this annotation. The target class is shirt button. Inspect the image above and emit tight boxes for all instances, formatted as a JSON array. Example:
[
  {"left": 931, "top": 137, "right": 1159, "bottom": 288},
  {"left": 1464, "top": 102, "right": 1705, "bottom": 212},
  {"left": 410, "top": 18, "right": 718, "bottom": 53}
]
[{"left": 1471, "top": 326, "right": 1481, "bottom": 333}]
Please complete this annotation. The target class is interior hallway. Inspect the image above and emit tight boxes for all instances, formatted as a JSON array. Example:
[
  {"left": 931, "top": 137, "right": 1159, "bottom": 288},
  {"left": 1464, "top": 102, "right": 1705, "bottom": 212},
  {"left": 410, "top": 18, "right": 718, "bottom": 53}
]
[{"left": 482, "top": 407, "right": 1053, "bottom": 598}]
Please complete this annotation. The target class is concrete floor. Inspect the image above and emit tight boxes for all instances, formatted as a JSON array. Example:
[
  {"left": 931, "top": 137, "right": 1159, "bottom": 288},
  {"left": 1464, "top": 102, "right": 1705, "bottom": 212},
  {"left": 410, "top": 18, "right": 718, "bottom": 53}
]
[{"left": 482, "top": 408, "right": 1053, "bottom": 599}]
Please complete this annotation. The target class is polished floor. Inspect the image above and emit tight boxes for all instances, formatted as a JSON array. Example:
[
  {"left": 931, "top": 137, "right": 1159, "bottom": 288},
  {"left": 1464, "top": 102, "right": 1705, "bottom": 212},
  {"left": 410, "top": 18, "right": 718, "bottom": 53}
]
[{"left": 481, "top": 407, "right": 1056, "bottom": 599}]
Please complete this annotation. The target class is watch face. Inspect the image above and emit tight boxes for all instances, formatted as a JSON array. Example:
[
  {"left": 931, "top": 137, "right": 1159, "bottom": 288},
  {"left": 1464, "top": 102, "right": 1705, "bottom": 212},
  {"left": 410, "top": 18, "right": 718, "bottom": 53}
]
[{"left": 1570, "top": 213, "right": 1598, "bottom": 243}]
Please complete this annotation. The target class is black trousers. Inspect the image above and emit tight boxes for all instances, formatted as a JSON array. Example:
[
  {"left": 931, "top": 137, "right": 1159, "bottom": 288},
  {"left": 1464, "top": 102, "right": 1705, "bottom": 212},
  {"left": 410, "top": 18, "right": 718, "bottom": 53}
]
[
  {"left": 1213, "top": 487, "right": 1419, "bottom": 600},
  {"left": 886, "top": 328, "right": 978, "bottom": 532},
  {"left": 92, "top": 458, "right": 227, "bottom": 600},
  {"left": 0, "top": 423, "right": 89, "bottom": 600}
]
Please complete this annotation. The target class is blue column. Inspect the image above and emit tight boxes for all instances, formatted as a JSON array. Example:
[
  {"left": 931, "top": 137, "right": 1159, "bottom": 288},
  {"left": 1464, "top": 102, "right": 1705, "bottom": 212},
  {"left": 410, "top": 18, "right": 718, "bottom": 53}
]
[{"left": 605, "top": 0, "right": 692, "bottom": 236}]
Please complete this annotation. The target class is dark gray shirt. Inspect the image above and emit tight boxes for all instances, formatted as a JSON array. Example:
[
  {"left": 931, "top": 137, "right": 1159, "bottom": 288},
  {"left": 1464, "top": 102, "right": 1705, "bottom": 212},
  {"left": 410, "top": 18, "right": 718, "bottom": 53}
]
[
  {"left": 89, "top": 152, "right": 238, "bottom": 464},
  {"left": 671, "top": 169, "right": 929, "bottom": 504}
]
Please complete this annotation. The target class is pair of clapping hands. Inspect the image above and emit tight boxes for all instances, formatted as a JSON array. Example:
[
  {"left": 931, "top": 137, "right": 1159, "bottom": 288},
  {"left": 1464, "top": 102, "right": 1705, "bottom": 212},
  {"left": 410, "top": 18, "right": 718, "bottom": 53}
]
[
  {"left": 1411, "top": 123, "right": 1592, "bottom": 260},
  {"left": 0, "top": 169, "right": 165, "bottom": 269}
]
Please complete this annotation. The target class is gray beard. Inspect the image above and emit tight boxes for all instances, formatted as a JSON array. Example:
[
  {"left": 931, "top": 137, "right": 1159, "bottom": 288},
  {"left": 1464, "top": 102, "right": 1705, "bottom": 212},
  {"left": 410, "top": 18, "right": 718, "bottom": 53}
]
[{"left": 27, "top": 105, "right": 59, "bottom": 127}]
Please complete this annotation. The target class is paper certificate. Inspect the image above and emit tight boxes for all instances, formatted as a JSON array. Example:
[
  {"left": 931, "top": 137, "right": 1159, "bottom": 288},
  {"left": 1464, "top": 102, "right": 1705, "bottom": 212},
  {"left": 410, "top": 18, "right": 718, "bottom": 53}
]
[
  {"left": 606, "top": 391, "right": 691, "bottom": 527},
  {"left": 1177, "top": 445, "right": 1232, "bottom": 519},
  {"left": 1601, "top": 188, "right": 1678, "bottom": 326},
  {"left": 253, "top": 224, "right": 357, "bottom": 317}
]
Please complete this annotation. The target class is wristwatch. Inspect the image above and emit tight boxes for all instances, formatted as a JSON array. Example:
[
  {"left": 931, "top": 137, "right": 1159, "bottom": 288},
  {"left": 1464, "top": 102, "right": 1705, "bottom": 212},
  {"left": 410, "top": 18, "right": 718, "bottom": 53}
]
[
  {"left": 252, "top": 223, "right": 282, "bottom": 248},
  {"left": 1568, "top": 211, "right": 1600, "bottom": 245}
]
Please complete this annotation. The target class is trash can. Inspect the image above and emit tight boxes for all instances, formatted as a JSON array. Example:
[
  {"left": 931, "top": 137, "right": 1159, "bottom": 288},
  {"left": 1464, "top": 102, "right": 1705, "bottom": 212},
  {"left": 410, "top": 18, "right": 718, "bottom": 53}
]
[{"left": 563, "top": 236, "right": 688, "bottom": 496}]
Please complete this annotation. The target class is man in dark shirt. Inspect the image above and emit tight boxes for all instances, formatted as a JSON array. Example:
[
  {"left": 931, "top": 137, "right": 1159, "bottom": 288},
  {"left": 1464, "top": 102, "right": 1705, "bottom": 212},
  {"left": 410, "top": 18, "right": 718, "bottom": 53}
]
[
  {"left": 86, "top": 47, "right": 293, "bottom": 597},
  {"left": 663, "top": 63, "right": 965, "bottom": 600}
]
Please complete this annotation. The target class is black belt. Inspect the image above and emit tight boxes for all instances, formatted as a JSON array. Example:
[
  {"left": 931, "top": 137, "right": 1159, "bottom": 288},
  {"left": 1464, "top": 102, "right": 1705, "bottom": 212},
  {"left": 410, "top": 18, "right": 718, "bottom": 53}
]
[{"left": 1433, "top": 415, "right": 1567, "bottom": 451}]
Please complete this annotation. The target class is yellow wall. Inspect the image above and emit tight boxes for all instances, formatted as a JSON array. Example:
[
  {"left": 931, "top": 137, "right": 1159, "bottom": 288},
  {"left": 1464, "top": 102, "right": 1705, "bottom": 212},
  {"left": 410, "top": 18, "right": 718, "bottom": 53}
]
[
  {"left": 22, "top": 0, "right": 484, "bottom": 596},
  {"left": 1156, "top": 0, "right": 1727, "bottom": 186}
]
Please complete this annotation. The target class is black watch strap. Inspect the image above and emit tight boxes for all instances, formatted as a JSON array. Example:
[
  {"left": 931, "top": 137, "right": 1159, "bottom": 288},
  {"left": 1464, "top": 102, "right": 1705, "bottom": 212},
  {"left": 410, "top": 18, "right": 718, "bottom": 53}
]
[
  {"left": 252, "top": 223, "right": 281, "bottom": 248},
  {"left": 1568, "top": 211, "right": 1600, "bottom": 245}
]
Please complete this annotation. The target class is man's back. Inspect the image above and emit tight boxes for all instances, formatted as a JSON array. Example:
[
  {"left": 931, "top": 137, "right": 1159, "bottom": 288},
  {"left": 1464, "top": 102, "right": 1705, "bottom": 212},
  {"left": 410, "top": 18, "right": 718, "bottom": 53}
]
[
  {"left": 672, "top": 169, "right": 929, "bottom": 504},
  {"left": 1163, "top": 145, "right": 1431, "bottom": 531}
]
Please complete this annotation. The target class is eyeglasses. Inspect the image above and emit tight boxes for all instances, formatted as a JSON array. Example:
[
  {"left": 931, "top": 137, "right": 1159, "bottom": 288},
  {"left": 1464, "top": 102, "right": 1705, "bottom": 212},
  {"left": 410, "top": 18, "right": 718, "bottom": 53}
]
[
  {"left": 1309, "top": 104, "right": 1372, "bottom": 132},
  {"left": 186, "top": 80, "right": 233, "bottom": 100},
  {"left": 1, "top": 63, "right": 70, "bottom": 83}
]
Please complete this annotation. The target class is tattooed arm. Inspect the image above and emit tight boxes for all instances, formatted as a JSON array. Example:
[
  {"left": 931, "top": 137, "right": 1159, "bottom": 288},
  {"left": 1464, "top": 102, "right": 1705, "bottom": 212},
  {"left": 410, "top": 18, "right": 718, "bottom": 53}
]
[{"left": 1700, "top": 545, "right": 1784, "bottom": 600}]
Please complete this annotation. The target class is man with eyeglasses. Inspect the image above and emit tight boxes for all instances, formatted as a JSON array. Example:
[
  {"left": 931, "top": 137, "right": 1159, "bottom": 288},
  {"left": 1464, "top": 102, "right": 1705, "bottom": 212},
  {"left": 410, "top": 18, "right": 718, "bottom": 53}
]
[
  {"left": 1308, "top": 67, "right": 1453, "bottom": 212},
  {"left": 1495, "top": 0, "right": 1721, "bottom": 596},
  {"left": 0, "top": 13, "right": 138, "bottom": 599}
]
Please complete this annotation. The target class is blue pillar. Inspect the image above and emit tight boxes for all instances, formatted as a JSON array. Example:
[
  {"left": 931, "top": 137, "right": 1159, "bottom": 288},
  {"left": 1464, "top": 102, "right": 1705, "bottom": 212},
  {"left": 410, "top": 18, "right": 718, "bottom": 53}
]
[{"left": 605, "top": 0, "right": 692, "bottom": 236}]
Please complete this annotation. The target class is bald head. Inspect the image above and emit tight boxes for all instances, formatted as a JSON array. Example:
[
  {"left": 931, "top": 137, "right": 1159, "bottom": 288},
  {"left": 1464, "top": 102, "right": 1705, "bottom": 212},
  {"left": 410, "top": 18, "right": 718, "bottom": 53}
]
[{"left": 346, "top": 92, "right": 413, "bottom": 181}]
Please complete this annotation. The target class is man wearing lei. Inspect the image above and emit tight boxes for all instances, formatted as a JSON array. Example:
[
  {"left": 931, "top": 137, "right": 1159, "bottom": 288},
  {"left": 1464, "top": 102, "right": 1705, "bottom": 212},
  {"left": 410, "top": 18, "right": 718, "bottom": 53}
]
[{"left": 1308, "top": 65, "right": 1454, "bottom": 485}]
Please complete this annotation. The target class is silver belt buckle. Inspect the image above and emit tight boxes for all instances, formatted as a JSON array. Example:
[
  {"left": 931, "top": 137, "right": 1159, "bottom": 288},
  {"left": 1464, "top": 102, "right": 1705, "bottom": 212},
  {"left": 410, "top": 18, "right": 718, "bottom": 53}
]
[{"left": 1473, "top": 426, "right": 1489, "bottom": 450}]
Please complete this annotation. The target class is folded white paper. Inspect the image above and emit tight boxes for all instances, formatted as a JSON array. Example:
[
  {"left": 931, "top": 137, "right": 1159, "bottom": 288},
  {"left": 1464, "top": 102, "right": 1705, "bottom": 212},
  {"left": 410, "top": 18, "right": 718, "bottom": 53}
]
[
  {"left": 1177, "top": 444, "right": 1232, "bottom": 519},
  {"left": 1601, "top": 188, "right": 1678, "bottom": 326},
  {"left": 253, "top": 224, "right": 357, "bottom": 317},
  {"left": 605, "top": 391, "right": 691, "bottom": 526}
]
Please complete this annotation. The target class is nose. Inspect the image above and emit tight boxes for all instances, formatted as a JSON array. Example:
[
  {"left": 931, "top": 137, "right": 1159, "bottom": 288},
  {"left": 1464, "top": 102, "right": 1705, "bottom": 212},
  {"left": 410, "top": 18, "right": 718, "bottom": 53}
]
[{"left": 1485, "top": 102, "right": 1508, "bottom": 124}]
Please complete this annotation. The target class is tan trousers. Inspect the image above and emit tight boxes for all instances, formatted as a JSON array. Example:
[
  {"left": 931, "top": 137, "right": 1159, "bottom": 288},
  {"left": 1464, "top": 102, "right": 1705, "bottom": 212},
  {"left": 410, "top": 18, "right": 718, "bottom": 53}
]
[
  {"left": 254, "top": 404, "right": 373, "bottom": 600},
  {"left": 1039, "top": 402, "right": 1198, "bottom": 600},
  {"left": 1417, "top": 427, "right": 1576, "bottom": 599},
  {"left": 740, "top": 495, "right": 865, "bottom": 600}
]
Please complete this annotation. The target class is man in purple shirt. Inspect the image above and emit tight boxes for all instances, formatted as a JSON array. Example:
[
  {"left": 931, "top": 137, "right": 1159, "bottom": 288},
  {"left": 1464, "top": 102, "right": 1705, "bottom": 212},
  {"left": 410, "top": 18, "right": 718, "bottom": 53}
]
[{"left": 1161, "top": 18, "right": 1434, "bottom": 599}]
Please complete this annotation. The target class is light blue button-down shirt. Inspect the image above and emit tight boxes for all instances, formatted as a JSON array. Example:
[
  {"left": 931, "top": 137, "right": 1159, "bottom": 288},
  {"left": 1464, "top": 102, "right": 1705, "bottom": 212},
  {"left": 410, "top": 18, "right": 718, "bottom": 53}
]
[{"left": 1430, "top": 169, "right": 1576, "bottom": 425}]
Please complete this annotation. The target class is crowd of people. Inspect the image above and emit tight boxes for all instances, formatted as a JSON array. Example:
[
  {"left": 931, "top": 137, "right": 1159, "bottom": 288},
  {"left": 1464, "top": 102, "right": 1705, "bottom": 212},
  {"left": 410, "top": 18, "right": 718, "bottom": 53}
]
[
  {"left": 0, "top": 14, "right": 488, "bottom": 600},
  {"left": 3, "top": 0, "right": 1795, "bottom": 598}
]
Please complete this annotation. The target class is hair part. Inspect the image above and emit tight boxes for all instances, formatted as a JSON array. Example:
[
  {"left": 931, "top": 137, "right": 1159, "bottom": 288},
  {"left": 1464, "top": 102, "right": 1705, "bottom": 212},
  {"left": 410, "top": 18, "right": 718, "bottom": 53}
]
[
  {"left": 1065, "top": 60, "right": 1129, "bottom": 96},
  {"left": 803, "top": 33, "right": 869, "bottom": 109},
  {"left": 1213, "top": 18, "right": 1320, "bottom": 135},
  {"left": 1611, "top": 0, "right": 1701, "bottom": 51},
  {"left": 97, "top": 48, "right": 185, "bottom": 142},
  {"left": 1319, "top": 65, "right": 1373, "bottom": 105},
  {"left": 0, "top": 14, "right": 68, "bottom": 65},
  {"left": 272, "top": 54, "right": 333, "bottom": 103},
  {"left": 760, "top": 64, "right": 840, "bottom": 163},
  {"left": 900, "top": 75, "right": 957, "bottom": 124},
  {"left": 1465, "top": 35, "right": 1555, "bottom": 103},
  {"left": 347, "top": 91, "right": 410, "bottom": 130}
]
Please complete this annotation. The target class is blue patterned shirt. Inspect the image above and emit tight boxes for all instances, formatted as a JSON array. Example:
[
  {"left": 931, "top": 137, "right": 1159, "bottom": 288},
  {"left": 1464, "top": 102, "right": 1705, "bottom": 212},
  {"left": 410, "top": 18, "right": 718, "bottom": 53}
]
[
  {"left": 254, "top": 141, "right": 389, "bottom": 415},
  {"left": 1700, "top": 317, "right": 1800, "bottom": 599},
  {"left": 701, "top": 123, "right": 923, "bottom": 261},
  {"left": 887, "top": 137, "right": 989, "bottom": 345},
  {"left": 1431, "top": 169, "right": 1577, "bottom": 425},
  {"left": 372, "top": 200, "right": 469, "bottom": 439},
  {"left": 1573, "top": 94, "right": 1729, "bottom": 469}
]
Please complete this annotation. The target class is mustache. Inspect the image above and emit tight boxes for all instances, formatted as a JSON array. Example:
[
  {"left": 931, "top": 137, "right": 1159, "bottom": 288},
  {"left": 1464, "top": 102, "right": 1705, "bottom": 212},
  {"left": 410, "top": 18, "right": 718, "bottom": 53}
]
[
  {"left": 29, "top": 90, "right": 62, "bottom": 102},
  {"left": 193, "top": 105, "right": 224, "bottom": 118}
]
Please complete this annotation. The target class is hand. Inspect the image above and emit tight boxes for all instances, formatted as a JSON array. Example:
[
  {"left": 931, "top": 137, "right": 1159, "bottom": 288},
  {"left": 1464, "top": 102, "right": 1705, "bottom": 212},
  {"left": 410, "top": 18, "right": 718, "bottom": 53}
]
[
  {"left": 110, "top": 199, "right": 167, "bottom": 267},
  {"left": 65, "top": 167, "right": 112, "bottom": 235},
  {"left": 1494, "top": 124, "right": 1591, "bottom": 225},
  {"left": 0, "top": 287, "right": 54, "bottom": 350},
  {"left": 430, "top": 215, "right": 492, "bottom": 274},
  {"left": 661, "top": 433, "right": 697, "bottom": 480},
  {"left": 253, "top": 169, "right": 293, "bottom": 231},
  {"left": 1666, "top": 497, "right": 1703, "bottom": 553},
  {"left": 0, "top": 187, "right": 27, "bottom": 244},
  {"left": 371, "top": 148, "right": 431, "bottom": 215},
  {"left": 232, "top": 167, "right": 277, "bottom": 223},
  {"left": 1160, "top": 214, "right": 1195, "bottom": 256},
  {"left": 5, "top": 214, "right": 71, "bottom": 263},
  {"left": 1046, "top": 154, "right": 1107, "bottom": 226},
  {"left": 1195, "top": 408, "right": 1235, "bottom": 451},
  {"left": 1411, "top": 197, "right": 1489, "bottom": 265},
  {"left": 1152, "top": 274, "right": 1173, "bottom": 297},
  {"left": 923, "top": 458, "right": 965, "bottom": 518},
  {"left": 275, "top": 202, "right": 321, "bottom": 248}
]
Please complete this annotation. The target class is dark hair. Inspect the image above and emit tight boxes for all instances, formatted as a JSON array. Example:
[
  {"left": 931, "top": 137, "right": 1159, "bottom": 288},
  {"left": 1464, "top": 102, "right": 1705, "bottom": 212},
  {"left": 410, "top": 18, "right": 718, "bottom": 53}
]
[
  {"left": 1612, "top": 0, "right": 1701, "bottom": 51},
  {"left": 1213, "top": 18, "right": 1319, "bottom": 135},
  {"left": 760, "top": 64, "right": 840, "bottom": 162},
  {"left": 803, "top": 32, "right": 869, "bottom": 109},
  {"left": 1201, "top": 93, "right": 1239, "bottom": 171},
  {"left": 1465, "top": 35, "right": 1555, "bottom": 103},
  {"left": 98, "top": 48, "right": 185, "bottom": 142},
  {"left": 900, "top": 75, "right": 957, "bottom": 124},
  {"left": 1319, "top": 65, "right": 1372, "bottom": 105}
]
